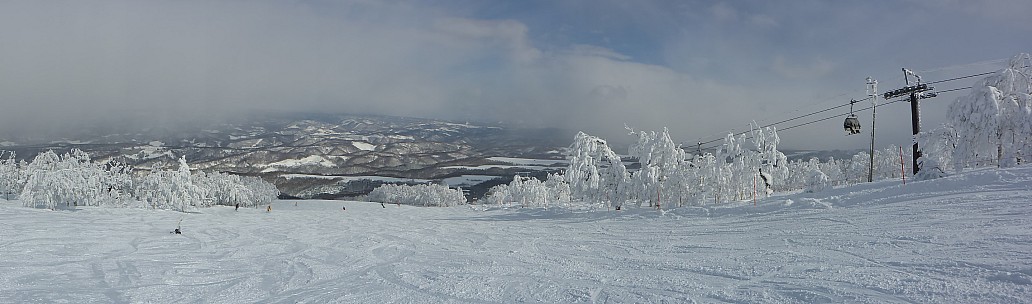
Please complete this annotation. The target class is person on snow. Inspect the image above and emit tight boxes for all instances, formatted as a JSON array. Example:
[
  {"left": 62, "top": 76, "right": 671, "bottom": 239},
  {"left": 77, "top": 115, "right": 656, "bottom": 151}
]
[{"left": 171, "top": 218, "right": 183, "bottom": 234}]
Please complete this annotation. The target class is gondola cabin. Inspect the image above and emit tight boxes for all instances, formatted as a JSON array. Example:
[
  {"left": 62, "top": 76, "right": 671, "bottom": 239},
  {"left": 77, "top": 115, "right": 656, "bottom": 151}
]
[{"left": 844, "top": 114, "right": 861, "bottom": 135}]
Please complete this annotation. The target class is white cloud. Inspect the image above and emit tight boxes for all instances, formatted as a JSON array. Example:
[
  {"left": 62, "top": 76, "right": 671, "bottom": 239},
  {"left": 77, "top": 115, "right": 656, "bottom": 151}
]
[
  {"left": 0, "top": 0, "right": 775, "bottom": 146},
  {"left": 1, "top": 0, "right": 1028, "bottom": 150},
  {"left": 433, "top": 17, "right": 541, "bottom": 63},
  {"left": 750, "top": 14, "right": 779, "bottom": 28},
  {"left": 710, "top": 2, "right": 738, "bottom": 22},
  {"left": 564, "top": 45, "right": 632, "bottom": 61},
  {"left": 771, "top": 56, "right": 836, "bottom": 79}
]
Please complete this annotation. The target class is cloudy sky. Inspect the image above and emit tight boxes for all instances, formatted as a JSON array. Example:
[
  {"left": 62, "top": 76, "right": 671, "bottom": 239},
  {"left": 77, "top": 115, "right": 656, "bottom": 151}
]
[{"left": 1, "top": 0, "right": 1030, "bottom": 149}]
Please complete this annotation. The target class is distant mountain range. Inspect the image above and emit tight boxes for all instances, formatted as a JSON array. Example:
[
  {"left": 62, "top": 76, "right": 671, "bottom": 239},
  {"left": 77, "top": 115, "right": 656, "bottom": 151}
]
[
  {"left": 0, "top": 112, "right": 858, "bottom": 200},
  {"left": 0, "top": 113, "right": 575, "bottom": 199}
]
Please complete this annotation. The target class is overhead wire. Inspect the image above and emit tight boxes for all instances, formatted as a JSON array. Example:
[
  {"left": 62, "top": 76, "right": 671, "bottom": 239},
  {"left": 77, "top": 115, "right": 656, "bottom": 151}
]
[
  {"left": 691, "top": 62, "right": 1029, "bottom": 152},
  {"left": 690, "top": 89, "right": 865, "bottom": 145},
  {"left": 692, "top": 96, "right": 870, "bottom": 148},
  {"left": 694, "top": 83, "right": 977, "bottom": 152},
  {"left": 686, "top": 60, "right": 1007, "bottom": 145},
  {"left": 933, "top": 86, "right": 972, "bottom": 95},
  {"left": 696, "top": 97, "right": 905, "bottom": 152},
  {"left": 925, "top": 71, "right": 995, "bottom": 85},
  {"left": 914, "top": 57, "right": 1008, "bottom": 74}
]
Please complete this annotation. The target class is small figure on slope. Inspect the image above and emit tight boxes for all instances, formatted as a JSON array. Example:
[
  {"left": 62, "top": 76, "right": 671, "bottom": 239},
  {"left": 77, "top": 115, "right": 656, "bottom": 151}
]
[{"left": 171, "top": 218, "right": 183, "bottom": 234}]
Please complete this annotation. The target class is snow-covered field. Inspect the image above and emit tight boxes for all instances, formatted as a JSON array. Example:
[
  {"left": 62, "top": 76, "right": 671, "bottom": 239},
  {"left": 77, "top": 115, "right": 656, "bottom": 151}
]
[{"left": 2, "top": 166, "right": 1031, "bottom": 303}]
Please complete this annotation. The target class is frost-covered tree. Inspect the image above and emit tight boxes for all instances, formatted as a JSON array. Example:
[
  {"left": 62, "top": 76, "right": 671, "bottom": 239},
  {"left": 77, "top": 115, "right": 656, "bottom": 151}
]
[
  {"left": 915, "top": 125, "right": 958, "bottom": 180},
  {"left": 819, "top": 157, "right": 846, "bottom": 186},
  {"left": 12, "top": 149, "right": 275, "bottom": 211},
  {"left": 804, "top": 161, "right": 829, "bottom": 193},
  {"left": 484, "top": 173, "right": 572, "bottom": 208},
  {"left": 845, "top": 151, "right": 871, "bottom": 184},
  {"left": 20, "top": 149, "right": 122, "bottom": 209},
  {"left": 0, "top": 151, "right": 22, "bottom": 200},
  {"left": 193, "top": 171, "right": 278, "bottom": 208},
  {"left": 366, "top": 183, "right": 465, "bottom": 207},
  {"left": 135, "top": 156, "right": 207, "bottom": 212},
  {"left": 873, "top": 145, "right": 907, "bottom": 181},
  {"left": 18, "top": 151, "right": 61, "bottom": 209},
  {"left": 688, "top": 152, "right": 726, "bottom": 205},
  {"left": 100, "top": 160, "right": 135, "bottom": 207},
  {"left": 749, "top": 124, "right": 789, "bottom": 191},
  {"left": 702, "top": 125, "right": 787, "bottom": 203},
  {"left": 543, "top": 173, "right": 572, "bottom": 207},
  {"left": 566, "top": 131, "right": 627, "bottom": 208},
  {"left": 948, "top": 53, "right": 1032, "bottom": 170},
  {"left": 628, "top": 127, "right": 687, "bottom": 208},
  {"left": 485, "top": 176, "right": 550, "bottom": 208}
]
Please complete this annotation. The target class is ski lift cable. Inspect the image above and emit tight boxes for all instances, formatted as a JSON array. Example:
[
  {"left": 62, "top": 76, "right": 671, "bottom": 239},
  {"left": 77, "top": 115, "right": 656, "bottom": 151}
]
[
  {"left": 925, "top": 65, "right": 1030, "bottom": 85},
  {"left": 697, "top": 84, "right": 971, "bottom": 152},
  {"left": 925, "top": 71, "right": 996, "bottom": 85},
  {"left": 680, "top": 65, "right": 1019, "bottom": 151},
  {"left": 750, "top": 90, "right": 861, "bottom": 128},
  {"left": 695, "top": 95, "right": 872, "bottom": 147},
  {"left": 914, "top": 57, "right": 1008, "bottom": 74},
  {"left": 690, "top": 89, "right": 867, "bottom": 145},
  {"left": 691, "top": 68, "right": 1002, "bottom": 150},
  {"left": 696, "top": 94, "right": 917, "bottom": 152},
  {"left": 932, "top": 86, "right": 973, "bottom": 95}
]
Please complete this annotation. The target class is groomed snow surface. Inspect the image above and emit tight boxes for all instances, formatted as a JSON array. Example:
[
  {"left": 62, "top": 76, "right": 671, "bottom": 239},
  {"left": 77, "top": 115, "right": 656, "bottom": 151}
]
[{"left": 2, "top": 166, "right": 1032, "bottom": 303}]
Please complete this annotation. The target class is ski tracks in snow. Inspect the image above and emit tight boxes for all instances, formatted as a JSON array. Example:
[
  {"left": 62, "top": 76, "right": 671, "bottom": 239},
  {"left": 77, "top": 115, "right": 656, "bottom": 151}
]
[{"left": 2, "top": 165, "right": 1032, "bottom": 302}]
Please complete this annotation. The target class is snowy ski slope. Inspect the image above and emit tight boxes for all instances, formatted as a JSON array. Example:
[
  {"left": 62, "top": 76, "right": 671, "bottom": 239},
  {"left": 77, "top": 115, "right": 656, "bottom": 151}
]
[{"left": 1, "top": 165, "right": 1031, "bottom": 303}]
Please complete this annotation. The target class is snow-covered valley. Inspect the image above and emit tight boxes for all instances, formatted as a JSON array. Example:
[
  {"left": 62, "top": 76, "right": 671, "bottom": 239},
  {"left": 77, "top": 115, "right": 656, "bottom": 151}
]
[
  {"left": 0, "top": 113, "right": 573, "bottom": 200},
  {"left": 2, "top": 165, "right": 1030, "bottom": 303}
]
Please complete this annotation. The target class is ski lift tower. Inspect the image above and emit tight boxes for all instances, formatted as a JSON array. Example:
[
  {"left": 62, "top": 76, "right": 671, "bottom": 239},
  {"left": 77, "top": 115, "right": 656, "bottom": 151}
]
[
  {"left": 883, "top": 69, "right": 935, "bottom": 175},
  {"left": 866, "top": 77, "right": 877, "bottom": 183}
]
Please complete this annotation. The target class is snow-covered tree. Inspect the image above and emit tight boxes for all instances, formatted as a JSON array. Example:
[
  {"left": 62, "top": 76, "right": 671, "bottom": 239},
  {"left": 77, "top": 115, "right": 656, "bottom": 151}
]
[
  {"left": 0, "top": 151, "right": 22, "bottom": 200},
  {"left": 873, "top": 145, "right": 907, "bottom": 181},
  {"left": 18, "top": 151, "right": 61, "bottom": 209},
  {"left": 819, "top": 157, "right": 846, "bottom": 186},
  {"left": 543, "top": 173, "right": 572, "bottom": 207},
  {"left": 804, "top": 160, "right": 829, "bottom": 193},
  {"left": 135, "top": 156, "right": 207, "bottom": 212},
  {"left": 628, "top": 127, "right": 687, "bottom": 208},
  {"left": 916, "top": 125, "right": 958, "bottom": 180},
  {"left": 20, "top": 149, "right": 121, "bottom": 209},
  {"left": 700, "top": 125, "right": 788, "bottom": 203},
  {"left": 100, "top": 160, "right": 136, "bottom": 207},
  {"left": 687, "top": 152, "right": 726, "bottom": 205},
  {"left": 948, "top": 53, "right": 1032, "bottom": 170},
  {"left": 483, "top": 173, "right": 572, "bottom": 208},
  {"left": 566, "top": 131, "right": 627, "bottom": 208},
  {"left": 749, "top": 124, "right": 789, "bottom": 191},
  {"left": 193, "top": 171, "right": 278, "bottom": 208},
  {"left": 11, "top": 149, "right": 276, "bottom": 211},
  {"left": 485, "top": 175, "right": 550, "bottom": 208},
  {"left": 366, "top": 183, "right": 465, "bottom": 207}
]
